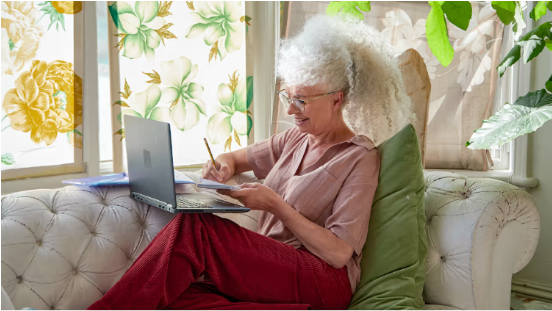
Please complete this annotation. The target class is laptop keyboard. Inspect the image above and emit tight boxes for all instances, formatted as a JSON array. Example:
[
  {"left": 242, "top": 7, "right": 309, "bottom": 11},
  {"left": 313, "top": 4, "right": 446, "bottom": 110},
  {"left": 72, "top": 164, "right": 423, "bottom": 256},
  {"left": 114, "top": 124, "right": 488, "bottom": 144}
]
[{"left": 176, "top": 196, "right": 212, "bottom": 209}]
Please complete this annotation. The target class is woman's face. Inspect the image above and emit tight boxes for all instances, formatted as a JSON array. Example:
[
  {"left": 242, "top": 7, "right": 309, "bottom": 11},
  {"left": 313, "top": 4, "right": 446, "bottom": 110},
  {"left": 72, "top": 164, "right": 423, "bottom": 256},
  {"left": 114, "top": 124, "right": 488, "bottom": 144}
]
[{"left": 285, "top": 84, "right": 343, "bottom": 134}]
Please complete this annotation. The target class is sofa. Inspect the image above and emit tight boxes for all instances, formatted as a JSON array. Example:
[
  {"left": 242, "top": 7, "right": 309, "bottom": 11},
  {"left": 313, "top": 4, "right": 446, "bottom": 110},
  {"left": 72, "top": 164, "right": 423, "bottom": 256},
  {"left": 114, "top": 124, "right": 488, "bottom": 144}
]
[{"left": 1, "top": 170, "right": 540, "bottom": 310}]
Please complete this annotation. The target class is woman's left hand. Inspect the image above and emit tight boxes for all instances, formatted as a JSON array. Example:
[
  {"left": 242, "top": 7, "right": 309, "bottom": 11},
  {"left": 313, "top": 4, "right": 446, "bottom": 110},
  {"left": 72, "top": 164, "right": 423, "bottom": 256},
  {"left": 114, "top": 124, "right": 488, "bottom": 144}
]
[{"left": 217, "top": 183, "right": 282, "bottom": 212}]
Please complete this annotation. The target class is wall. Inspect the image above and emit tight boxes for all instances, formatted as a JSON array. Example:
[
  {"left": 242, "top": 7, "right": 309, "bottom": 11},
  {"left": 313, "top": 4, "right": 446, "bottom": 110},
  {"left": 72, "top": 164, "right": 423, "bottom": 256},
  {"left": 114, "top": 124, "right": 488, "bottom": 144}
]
[{"left": 512, "top": 13, "right": 552, "bottom": 297}]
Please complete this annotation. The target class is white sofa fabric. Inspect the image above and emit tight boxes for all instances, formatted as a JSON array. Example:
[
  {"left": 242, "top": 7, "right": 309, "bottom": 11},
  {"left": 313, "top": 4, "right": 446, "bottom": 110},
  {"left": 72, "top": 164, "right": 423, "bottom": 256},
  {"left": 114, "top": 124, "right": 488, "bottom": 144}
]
[{"left": 1, "top": 171, "right": 540, "bottom": 310}]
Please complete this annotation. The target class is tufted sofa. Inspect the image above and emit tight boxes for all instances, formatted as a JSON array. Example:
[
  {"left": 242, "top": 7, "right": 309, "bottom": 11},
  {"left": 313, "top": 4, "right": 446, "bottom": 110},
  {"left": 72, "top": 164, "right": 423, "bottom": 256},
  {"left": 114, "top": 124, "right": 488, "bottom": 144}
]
[{"left": 1, "top": 171, "right": 540, "bottom": 310}]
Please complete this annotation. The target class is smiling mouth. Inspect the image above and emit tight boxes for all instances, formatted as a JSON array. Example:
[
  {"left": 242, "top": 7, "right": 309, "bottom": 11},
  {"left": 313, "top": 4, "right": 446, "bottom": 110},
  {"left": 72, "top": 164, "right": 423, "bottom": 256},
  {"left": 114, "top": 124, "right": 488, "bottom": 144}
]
[{"left": 295, "top": 118, "right": 309, "bottom": 124}]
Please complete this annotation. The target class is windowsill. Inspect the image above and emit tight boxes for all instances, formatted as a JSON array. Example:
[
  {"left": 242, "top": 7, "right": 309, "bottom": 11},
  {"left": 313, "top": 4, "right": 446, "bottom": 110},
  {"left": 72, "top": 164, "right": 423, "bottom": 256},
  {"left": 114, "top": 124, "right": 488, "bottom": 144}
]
[
  {"left": 424, "top": 169, "right": 539, "bottom": 188},
  {"left": 99, "top": 160, "right": 204, "bottom": 175}
]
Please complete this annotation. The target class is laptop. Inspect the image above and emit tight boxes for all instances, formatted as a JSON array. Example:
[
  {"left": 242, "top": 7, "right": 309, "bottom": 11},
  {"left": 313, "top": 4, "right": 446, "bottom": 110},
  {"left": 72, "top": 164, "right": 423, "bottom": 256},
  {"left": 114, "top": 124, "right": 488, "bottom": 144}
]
[{"left": 124, "top": 115, "right": 250, "bottom": 214}]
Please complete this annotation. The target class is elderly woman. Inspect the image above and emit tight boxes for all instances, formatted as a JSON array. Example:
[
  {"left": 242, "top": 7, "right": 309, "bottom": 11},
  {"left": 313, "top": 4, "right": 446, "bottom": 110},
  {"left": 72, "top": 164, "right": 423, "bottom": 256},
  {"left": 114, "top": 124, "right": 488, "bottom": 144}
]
[{"left": 89, "top": 16, "right": 412, "bottom": 310}]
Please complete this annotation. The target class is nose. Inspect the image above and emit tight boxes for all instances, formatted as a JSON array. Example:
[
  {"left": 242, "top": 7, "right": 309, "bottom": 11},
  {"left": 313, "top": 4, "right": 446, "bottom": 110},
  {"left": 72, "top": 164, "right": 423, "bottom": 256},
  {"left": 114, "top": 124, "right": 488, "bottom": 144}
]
[{"left": 286, "top": 101, "right": 300, "bottom": 115}]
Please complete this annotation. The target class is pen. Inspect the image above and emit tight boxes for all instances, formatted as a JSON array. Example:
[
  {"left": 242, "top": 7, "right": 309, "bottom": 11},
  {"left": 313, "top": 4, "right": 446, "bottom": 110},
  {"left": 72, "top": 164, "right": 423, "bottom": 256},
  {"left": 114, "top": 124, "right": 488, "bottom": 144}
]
[{"left": 204, "top": 138, "right": 219, "bottom": 172}]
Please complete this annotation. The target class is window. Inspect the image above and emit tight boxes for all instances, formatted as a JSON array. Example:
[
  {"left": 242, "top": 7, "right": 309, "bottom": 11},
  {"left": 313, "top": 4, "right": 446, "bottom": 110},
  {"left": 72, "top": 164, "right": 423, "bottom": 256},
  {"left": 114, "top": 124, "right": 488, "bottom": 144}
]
[
  {"left": 1, "top": 1, "right": 84, "bottom": 180},
  {"left": 277, "top": 1, "right": 510, "bottom": 172},
  {"left": 103, "top": 1, "right": 250, "bottom": 172}
]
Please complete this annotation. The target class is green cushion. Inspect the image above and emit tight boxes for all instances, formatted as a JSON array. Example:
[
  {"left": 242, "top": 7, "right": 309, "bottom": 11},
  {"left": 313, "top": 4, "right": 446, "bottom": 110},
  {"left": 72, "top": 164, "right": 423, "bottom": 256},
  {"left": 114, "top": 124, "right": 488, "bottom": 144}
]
[{"left": 348, "top": 124, "right": 428, "bottom": 310}]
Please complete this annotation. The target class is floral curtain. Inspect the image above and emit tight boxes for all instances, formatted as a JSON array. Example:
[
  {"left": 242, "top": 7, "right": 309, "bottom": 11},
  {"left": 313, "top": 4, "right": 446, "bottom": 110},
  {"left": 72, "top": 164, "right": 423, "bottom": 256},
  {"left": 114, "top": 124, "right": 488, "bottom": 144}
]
[
  {"left": 278, "top": 1, "right": 505, "bottom": 170},
  {"left": 1, "top": 1, "right": 84, "bottom": 177},
  {"left": 107, "top": 1, "right": 251, "bottom": 171}
]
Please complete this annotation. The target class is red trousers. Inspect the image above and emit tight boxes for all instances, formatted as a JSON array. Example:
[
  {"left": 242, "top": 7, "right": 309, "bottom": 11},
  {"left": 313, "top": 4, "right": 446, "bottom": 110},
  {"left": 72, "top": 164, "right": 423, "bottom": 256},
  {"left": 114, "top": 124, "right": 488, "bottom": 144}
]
[{"left": 88, "top": 214, "right": 352, "bottom": 310}]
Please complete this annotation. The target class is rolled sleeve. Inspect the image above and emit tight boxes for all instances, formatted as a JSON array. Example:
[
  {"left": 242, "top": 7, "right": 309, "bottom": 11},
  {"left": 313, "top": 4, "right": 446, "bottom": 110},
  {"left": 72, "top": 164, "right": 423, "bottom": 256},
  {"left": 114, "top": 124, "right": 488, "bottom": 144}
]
[{"left": 325, "top": 149, "right": 380, "bottom": 255}]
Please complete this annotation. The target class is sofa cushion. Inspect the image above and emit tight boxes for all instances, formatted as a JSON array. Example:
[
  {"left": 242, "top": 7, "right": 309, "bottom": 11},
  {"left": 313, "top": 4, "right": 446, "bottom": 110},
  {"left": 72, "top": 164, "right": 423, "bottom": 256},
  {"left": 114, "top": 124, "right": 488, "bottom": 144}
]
[{"left": 349, "top": 124, "right": 427, "bottom": 310}]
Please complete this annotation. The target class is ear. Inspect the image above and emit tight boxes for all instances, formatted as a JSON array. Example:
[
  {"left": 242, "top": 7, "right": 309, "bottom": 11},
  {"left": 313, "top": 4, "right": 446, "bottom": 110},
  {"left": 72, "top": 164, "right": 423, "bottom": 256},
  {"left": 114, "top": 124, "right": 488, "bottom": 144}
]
[{"left": 332, "top": 91, "right": 344, "bottom": 111}]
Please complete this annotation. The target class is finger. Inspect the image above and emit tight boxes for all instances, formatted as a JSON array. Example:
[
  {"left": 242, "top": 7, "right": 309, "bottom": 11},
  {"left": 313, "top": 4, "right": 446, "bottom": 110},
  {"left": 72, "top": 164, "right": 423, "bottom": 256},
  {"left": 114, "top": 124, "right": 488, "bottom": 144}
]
[
  {"left": 219, "top": 166, "right": 232, "bottom": 182},
  {"left": 239, "top": 183, "right": 258, "bottom": 189}
]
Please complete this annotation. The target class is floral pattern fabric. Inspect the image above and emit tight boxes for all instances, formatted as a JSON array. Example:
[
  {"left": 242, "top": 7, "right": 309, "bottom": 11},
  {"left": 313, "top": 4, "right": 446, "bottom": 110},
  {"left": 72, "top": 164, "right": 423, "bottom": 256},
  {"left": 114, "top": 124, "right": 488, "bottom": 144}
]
[
  {"left": 1, "top": 1, "right": 83, "bottom": 171},
  {"left": 109, "top": 1, "right": 249, "bottom": 169}
]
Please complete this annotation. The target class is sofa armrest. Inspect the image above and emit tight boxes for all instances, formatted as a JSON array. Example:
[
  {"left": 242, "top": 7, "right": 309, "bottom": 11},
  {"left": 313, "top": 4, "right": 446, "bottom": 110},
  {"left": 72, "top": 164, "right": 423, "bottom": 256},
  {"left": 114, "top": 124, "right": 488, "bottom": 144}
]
[{"left": 423, "top": 171, "right": 540, "bottom": 310}]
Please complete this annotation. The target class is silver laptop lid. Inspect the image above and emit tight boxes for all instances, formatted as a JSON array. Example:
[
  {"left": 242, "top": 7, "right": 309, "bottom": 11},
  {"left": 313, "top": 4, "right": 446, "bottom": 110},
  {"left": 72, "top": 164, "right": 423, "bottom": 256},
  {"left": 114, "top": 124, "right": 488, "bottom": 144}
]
[{"left": 124, "top": 115, "right": 177, "bottom": 208}]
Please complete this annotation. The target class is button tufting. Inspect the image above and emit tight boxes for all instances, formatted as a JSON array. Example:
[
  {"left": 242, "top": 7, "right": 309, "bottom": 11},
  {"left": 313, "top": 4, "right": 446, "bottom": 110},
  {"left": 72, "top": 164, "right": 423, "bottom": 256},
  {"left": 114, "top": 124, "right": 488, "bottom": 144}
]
[
  {"left": 440, "top": 255, "right": 447, "bottom": 262},
  {"left": 16, "top": 276, "right": 22, "bottom": 283},
  {"left": 50, "top": 306, "right": 55, "bottom": 310},
  {"left": 36, "top": 240, "right": 42, "bottom": 246},
  {"left": 73, "top": 268, "right": 78, "bottom": 275}
]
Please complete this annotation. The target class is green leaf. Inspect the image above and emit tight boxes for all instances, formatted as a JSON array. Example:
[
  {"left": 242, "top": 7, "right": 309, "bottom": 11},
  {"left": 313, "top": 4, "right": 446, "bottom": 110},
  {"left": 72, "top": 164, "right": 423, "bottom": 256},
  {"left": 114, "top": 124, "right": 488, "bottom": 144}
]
[
  {"left": 426, "top": 1, "right": 454, "bottom": 67},
  {"left": 245, "top": 114, "right": 252, "bottom": 136},
  {"left": 8, "top": 39, "right": 14, "bottom": 51},
  {"left": 530, "top": 1, "right": 549, "bottom": 21},
  {"left": 546, "top": 74, "right": 552, "bottom": 93},
  {"left": 467, "top": 98, "right": 552, "bottom": 149},
  {"left": 246, "top": 76, "right": 253, "bottom": 109},
  {"left": 546, "top": 38, "right": 552, "bottom": 50},
  {"left": 109, "top": 1, "right": 135, "bottom": 33},
  {"left": 442, "top": 1, "right": 472, "bottom": 31},
  {"left": 492, "top": 1, "right": 516, "bottom": 25},
  {"left": 326, "top": 1, "right": 371, "bottom": 20},
  {"left": 497, "top": 22, "right": 552, "bottom": 77},
  {"left": 517, "top": 22, "right": 552, "bottom": 63},
  {"left": 1, "top": 153, "right": 15, "bottom": 165},
  {"left": 497, "top": 45, "right": 521, "bottom": 77},
  {"left": 513, "top": 89, "right": 552, "bottom": 108},
  {"left": 513, "top": 1, "right": 527, "bottom": 40}
]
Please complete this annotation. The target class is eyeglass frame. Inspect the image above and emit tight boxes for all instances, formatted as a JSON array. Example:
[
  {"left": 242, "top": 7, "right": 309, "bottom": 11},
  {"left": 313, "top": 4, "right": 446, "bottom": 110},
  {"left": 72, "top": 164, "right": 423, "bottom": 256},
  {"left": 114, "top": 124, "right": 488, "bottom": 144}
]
[{"left": 277, "top": 89, "right": 339, "bottom": 111}]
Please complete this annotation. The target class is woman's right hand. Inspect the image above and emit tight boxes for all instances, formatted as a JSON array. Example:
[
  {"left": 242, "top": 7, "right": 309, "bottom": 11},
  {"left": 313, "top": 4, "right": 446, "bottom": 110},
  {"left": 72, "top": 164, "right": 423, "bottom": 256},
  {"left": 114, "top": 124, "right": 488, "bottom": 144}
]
[{"left": 201, "top": 160, "right": 233, "bottom": 184}]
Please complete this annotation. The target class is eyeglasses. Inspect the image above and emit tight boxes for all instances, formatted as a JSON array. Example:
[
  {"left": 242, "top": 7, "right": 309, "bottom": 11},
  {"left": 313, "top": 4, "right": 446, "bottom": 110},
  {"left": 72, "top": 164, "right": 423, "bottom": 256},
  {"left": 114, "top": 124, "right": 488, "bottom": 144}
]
[{"left": 277, "top": 89, "right": 338, "bottom": 112}]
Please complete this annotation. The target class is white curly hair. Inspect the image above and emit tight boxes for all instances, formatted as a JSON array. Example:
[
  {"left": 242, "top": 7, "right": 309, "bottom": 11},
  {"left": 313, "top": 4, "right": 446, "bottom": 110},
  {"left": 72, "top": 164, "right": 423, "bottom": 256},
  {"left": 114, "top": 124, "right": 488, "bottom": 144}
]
[{"left": 276, "top": 15, "right": 415, "bottom": 144}]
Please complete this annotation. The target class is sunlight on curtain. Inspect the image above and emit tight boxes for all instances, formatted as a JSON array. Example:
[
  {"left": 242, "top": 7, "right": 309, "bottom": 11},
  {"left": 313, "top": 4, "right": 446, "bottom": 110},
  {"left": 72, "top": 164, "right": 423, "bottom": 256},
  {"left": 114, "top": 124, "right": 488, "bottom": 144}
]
[
  {"left": 278, "top": 1, "right": 505, "bottom": 171},
  {"left": 1, "top": 1, "right": 83, "bottom": 172},
  {"left": 107, "top": 1, "right": 249, "bottom": 169}
]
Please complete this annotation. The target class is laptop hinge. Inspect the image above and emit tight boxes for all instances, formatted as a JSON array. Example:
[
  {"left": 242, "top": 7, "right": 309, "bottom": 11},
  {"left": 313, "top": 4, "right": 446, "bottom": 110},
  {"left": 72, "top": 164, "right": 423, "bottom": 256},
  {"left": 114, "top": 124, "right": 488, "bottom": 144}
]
[{"left": 131, "top": 192, "right": 174, "bottom": 211}]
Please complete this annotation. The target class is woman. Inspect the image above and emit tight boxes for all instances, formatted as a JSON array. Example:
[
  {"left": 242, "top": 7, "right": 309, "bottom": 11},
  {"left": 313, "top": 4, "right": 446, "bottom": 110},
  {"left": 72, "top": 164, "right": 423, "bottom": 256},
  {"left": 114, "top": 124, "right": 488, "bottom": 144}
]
[{"left": 89, "top": 15, "right": 413, "bottom": 310}]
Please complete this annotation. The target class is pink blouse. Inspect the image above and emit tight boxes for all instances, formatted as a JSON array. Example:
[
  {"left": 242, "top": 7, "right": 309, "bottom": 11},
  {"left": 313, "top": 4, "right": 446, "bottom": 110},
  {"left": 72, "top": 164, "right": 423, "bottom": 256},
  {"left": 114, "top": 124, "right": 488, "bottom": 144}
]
[{"left": 246, "top": 126, "right": 380, "bottom": 292}]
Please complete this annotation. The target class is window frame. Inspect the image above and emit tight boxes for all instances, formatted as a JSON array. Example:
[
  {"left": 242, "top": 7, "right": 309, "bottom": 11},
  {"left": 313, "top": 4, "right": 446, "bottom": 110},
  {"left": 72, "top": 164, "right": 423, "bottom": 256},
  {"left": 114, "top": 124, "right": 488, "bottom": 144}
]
[{"left": 2, "top": 1, "right": 99, "bottom": 194}]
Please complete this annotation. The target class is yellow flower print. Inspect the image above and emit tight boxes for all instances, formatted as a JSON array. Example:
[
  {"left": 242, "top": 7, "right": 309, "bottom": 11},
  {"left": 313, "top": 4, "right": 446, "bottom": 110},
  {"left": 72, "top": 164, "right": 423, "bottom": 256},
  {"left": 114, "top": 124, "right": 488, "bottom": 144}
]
[
  {"left": 1, "top": 1, "right": 45, "bottom": 75},
  {"left": 2, "top": 60, "right": 83, "bottom": 145},
  {"left": 51, "top": 1, "right": 82, "bottom": 14}
]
